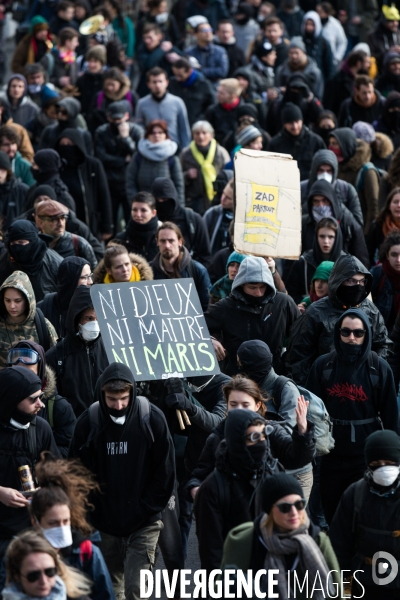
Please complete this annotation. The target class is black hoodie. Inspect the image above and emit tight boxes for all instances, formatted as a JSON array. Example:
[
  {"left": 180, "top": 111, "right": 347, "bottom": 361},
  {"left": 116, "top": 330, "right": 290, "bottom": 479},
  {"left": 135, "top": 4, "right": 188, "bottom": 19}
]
[
  {"left": 69, "top": 362, "right": 175, "bottom": 536},
  {"left": 286, "top": 254, "right": 392, "bottom": 385},
  {"left": 307, "top": 308, "right": 399, "bottom": 457},
  {"left": 54, "top": 128, "right": 113, "bottom": 238},
  {"left": 151, "top": 177, "right": 211, "bottom": 267},
  {"left": 0, "top": 366, "right": 59, "bottom": 540},
  {"left": 39, "top": 97, "right": 93, "bottom": 156},
  {"left": 37, "top": 256, "right": 91, "bottom": 338},
  {"left": 45, "top": 286, "right": 109, "bottom": 416},
  {"left": 302, "top": 179, "right": 369, "bottom": 267}
]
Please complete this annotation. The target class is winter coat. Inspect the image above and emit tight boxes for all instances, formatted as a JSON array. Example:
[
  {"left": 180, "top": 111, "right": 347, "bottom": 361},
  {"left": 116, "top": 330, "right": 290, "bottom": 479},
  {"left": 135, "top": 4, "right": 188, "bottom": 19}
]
[
  {"left": 338, "top": 90, "right": 386, "bottom": 128},
  {"left": 203, "top": 205, "right": 234, "bottom": 256},
  {"left": 0, "top": 247, "right": 63, "bottom": 302},
  {"left": 93, "top": 252, "right": 153, "bottom": 284},
  {"left": 39, "top": 97, "right": 93, "bottom": 156},
  {"left": 49, "top": 231, "right": 97, "bottom": 270},
  {"left": 46, "top": 286, "right": 109, "bottom": 416},
  {"left": 38, "top": 365, "right": 76, "bottom": 458},
  {"left": 91, "top": 76, "right": 138, "bottom": 135},
  {"left": 135, "top": 93, "right": 191, "bottom": 150},
  {"left": 69, "top": 362, "right": 175, "bottom": 537},
  {"left": 269, "top": 126, "right": 326, "bottom": 181},
  {"left": 277, "top": 6, "right": 304, "bottom": 38},
  {"left": 285, "top": 254, "right": 392, "bottom": 385},
  {"left": 125, "top": 140, "right": 184, "bottom": 206},
  {"left": 300, "top": 148, "right": 364, "bottom": 227},
  {"left": 0, "top": 93, "right": 39, "bottom": 128},
  {"left": 330, "top": 474, "right": 400, "bottom": 591},
  {"left": 115, "top": 217, "right": 159, "bottom": 263},
  {"left": 168, "top": 71, "right": 216, "bottom": 127},
  {"left": 323, "top": 67, "right": 356, "bottom": 115},
  {"left": 3, "top": 118, "right": 34, "bottom": 162},
  {"left": 76, "top": 71, "right": 104, "bottom": 118},
  {"left": 151, "top": 246, "right": 211, "bottom": 312},
  {"left": 214, "top": 39, "right": 246, "bottom": 77},
  {"left": 12, "top": 152, "right": 35, "bottom": 187},
  {"left": 275, "top": 55, "right": 324, "bottom": 99},
  {"left": 301, "top": 180, "right": 369, "bottom": 267},
  {"left": 205, "top": 98, "right": 245, "bottom": 146},
  {"left": 335, "top": 132, "right": 380, "bottom": 235},
  {"left": 265, "top": 94, "right": 323, "bottom": 138},
  {"left": 95, "top": 122, "right": 143, "bottom": 185},
  {"left": 187, "top": 42, "right": 229, "bottom": 83},
  {"left": 0, "top": 178, "right": 28, "bottom": 232},
  {"left": 54, "top": 128, "right": 113, "bottom": 238},
  {"left": 368, "top": 21, "right": 400, "bottom": 70},
  {"left": 301, "top": 13, "right": 335, "bottom": 83},
  {"left": 321, "top": 16, "right": 347, "bottom": 66},
  {"left": 205, "top": 257, "right": 300, "bottom": 374},
  {"left": 180, "top": 143, "right": 230, "bottom": 215},
  {"left": 371, "top": 132, "right": 393, "bottom": 171},
  {"left": 0, "top": 271, "right": 57, "bottom": 369}
]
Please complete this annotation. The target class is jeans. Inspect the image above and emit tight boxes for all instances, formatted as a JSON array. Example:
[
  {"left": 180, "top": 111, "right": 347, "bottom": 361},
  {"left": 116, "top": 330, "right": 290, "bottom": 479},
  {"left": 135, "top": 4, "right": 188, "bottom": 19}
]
[
  {"left": 99, "top": 521, "right": 163, "bottom": 600},
  {"left": 320, "top": 453, "right": 366, "bottom": 525},
  {"left": 308, "top": 457, "right": 328, "bottom": 530},
  {"left": 293, "top": 469, "right": 313, "bottom": 502}
]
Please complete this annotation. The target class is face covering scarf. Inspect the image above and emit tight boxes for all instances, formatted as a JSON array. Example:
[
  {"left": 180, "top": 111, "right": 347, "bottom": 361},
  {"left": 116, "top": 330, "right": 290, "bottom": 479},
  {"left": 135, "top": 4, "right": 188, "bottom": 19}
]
[{"left": 312, "top": 205, "right": 333, "bottom": 222}]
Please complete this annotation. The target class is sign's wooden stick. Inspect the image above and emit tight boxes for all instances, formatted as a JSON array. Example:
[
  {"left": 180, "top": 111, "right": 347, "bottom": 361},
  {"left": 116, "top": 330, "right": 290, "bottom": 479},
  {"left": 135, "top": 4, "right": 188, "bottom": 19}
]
[
  {"left": 182, "top": 410, "right": 191, "bottom": 426},
  {"left": 176, "top": 409, "right": 185, "bottom": 430}
]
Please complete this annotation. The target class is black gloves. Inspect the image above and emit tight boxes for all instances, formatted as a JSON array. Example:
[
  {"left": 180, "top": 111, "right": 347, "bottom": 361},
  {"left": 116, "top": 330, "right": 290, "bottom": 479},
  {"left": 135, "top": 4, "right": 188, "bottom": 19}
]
[{"left": 164, "top": 378, "right": 196, "bottom": 416}]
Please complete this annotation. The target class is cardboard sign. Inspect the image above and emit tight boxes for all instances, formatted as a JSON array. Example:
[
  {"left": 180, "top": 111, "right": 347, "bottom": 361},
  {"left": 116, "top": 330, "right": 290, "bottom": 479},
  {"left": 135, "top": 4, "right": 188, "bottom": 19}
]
[
  {"left": 234, "top": 149, "right": 301, "bottom": 259},
  {"left": 90, "top": 279, "right": 220, "bottom": 381}
]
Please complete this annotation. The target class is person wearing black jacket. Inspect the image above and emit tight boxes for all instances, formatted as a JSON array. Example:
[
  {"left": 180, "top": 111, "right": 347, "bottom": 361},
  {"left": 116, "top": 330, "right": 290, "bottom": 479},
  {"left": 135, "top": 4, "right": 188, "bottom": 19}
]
[
  {"left": 46, "top": 286, "right": 109, "bottom": 416},
  {"left": 206, "top": 255, "right": 300, "bottom": 375},
  {"left": 306, "top": 308, "right": 399, "bottom": 524},
  {"left": 215, "top": 20, "right": 246, "bottom": 77},
  {"left": 193, "top": 390, "right": 315, "bottom": 572},
  {"left": 169, "top": 58, "right": 216, "bottom": 127},
  {"left": 26, "top": 148, "right": 76, "bottom": 212},
  {"left": 221, "top": 103, "right": 269, "bottom": 155},
  {"left": 151, "top": 177, "right": 211, "bottom": 267},
  {"left": 338, "top": 75, "right": 386, "bottom": 128},
  {"left": 0, "top": 150, "right": 28, "bottom": 232},
  {"left": 268, "top": 102, "right": 325, "bottom": 181},
  {"left": 302, "top": 179, "right": 369, "bottom": 267},
  {"left": 115, "top": 191, "right": 159, "bottom": 262},
  {"left": 37, "top": 256, "right": 91, "bottom": 339},
  {"left": 0, "top": 366, "right": 59, "bottom": 560},
  {"left": 69, "top": 362, "right": 175, "bottom": 600},
  {"left": 330, "top": 430, "right": 400, "bottom": 599},
  {"left": 204, "top": 79, "right": 245, "bottom": 145},
  {"left": 323, "top": 51, "right": 369, "bottom": 116},
  {"left": 286, "top": 255, "right": 392, "bottom": 387},
  {"left": 8, "top": 340, "right": 76, "bottom": 458},
  {"left": 54, "top": 128, "right": 113, "bottom": 240},
  {"left": 39, "top": 97, "right": 93, "bottom": 155}
]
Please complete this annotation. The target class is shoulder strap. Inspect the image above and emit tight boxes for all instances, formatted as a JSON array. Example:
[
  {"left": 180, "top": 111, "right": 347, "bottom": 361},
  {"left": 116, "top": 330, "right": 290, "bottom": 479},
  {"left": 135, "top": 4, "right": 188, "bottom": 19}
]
[
  {"left": 27, "top": 420, "right": 37, "bottom": 467},
  {"left": 321, "top": 350, "right": 337, "bottom": 387},
  {"left": 71, "top": 234, "right": 80, "bottom": 256},
  {"left": 47, "top": 397, "right": 55, "bottom": 428},
  {"left": 87, "top": 401, "right": 101, "bottom": 446},
  {"left": 34, "top": 308, "right": 50, "bottom": 352},
  {"left": 351, "top": 479, "right": 368, "bottom": 533},
  {"left": 137, "top": 395, "right": 154, "bottom": 446},
  {"left": 272, "top": 376, "right": 294, "bottom": 410},
  {"left": 184, "top": 207, "right": 196, "bottom": 250}
]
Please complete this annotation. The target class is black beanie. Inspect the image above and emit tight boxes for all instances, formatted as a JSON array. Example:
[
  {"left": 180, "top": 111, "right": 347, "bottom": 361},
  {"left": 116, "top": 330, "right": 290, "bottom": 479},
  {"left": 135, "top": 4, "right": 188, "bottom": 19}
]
[
  {"left": 0, "top": 150, "right": 10, "bottom": 171},
  {"left": 282, "top": 102, "right": 303, "bottom": 124},
  {"left": 260, "top": 473, "right": 304, "bottom": 514},
  {"left": 365, "top": 430, "right": 400, "bottom": 465}
]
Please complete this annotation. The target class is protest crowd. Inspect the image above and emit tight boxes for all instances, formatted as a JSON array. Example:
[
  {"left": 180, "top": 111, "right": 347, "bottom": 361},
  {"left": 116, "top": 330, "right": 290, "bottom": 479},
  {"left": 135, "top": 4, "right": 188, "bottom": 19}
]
[{"left": 2, "top": 0, "right": 400, "bottom": 597}]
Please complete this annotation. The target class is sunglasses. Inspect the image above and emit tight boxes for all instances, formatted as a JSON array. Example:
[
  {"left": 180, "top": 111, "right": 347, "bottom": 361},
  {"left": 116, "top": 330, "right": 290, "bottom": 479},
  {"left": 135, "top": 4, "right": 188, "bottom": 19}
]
[
  {"left": 7, "top": 348, "right": 40, "bottom": 366},
  {"left": 22, "top": 567, "right": 57, "bottom": 582},
  {"left": 245, "top": 424, "right": 274, "bottom": 443},
  {"left": 275, "top": 499, "right": 306, "bottom": 513},
  {"left": 28, "top": 392, "right": 45, "bottom": 403},
  {"left": 339, "top": 328, "right": 366, "bottom": 338}
]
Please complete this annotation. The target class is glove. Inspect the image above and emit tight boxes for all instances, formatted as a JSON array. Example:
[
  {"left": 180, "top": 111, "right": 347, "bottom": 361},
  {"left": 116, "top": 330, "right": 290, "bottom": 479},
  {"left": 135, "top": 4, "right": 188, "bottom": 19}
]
[
  {"left": 164, "top": 377, "right": 185, "bottom": 395},
  {"left": 164, "top": 392, "right": 196, "bottom": 417}
]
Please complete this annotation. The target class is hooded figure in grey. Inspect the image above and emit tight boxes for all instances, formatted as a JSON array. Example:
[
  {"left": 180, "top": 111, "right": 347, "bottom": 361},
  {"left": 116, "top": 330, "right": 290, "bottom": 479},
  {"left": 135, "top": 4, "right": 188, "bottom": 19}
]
[{"left": 205, "top": 256, "right": 300, "bottom": 374}]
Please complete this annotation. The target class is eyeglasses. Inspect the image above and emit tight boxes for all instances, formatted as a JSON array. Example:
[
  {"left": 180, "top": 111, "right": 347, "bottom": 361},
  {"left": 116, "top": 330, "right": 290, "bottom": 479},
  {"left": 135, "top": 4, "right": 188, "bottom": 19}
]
[
  {"left": 28, "top": 392, "right": 45, "bottom": 403},
  {"left": 80, "top": 273, "right": 93, "bottom": 282},
  {"left": 339, "top": 328, "right": 366, "bottom": 338},
  {"left": 344, "top": 277, "right": 366, "bottom": 286},
  {"left": 245, "top": 424, "right": 274, "bottom": 443},
  {"left": 22, "top": 567, "right": 57, "bottom": 583},
  {"left": 38, "top": 215, "right": 68, "bottom": 223},
  {"left": 7, "top": 348, "right": 40, "bottom": 366},
  {"left": 274, "top": 499, "right": 306, "bottom": 513}
]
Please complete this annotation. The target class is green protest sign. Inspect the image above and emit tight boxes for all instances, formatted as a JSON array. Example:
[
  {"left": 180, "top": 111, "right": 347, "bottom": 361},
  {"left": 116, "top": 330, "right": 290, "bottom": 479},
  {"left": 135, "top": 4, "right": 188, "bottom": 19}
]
[{"left": 90, "top": 279, "right": 220, "bottom": 381}]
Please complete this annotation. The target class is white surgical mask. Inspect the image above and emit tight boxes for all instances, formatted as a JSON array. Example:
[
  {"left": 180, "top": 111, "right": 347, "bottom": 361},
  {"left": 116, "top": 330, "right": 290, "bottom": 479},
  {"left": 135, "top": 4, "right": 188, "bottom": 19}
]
[
  {"left": 317, "top": 171, "right": 333, "bottom": 183},
  {"left": 372, "top": 465, "right": 400, "bottom": 487},
  {"left": 79, "top": 320, "right": 100, "bottom": 341},
  {"left": 312, "top": 205, "right": 333, "bottom": 222},
  {"left": 28, "top": 84, "right": 42, "bottom": 94},
  {"left": 155, "top": 12, "right": 168, "bottom": 23},
  {"left": 42, "top": 525, "right": 73, "bottom": 549}
]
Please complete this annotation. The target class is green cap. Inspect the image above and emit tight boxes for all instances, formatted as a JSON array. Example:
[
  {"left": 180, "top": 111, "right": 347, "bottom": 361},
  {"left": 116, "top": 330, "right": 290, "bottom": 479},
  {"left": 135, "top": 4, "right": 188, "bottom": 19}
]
[{"left": 312, "top": 260, "right": 335, "bottom": 282}]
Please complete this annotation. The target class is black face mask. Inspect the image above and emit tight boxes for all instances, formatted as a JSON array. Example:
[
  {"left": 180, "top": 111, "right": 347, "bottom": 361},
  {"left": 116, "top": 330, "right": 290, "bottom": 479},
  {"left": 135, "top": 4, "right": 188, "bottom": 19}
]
[
  {"left": 315, "top": 126, "right": 335, "bottom": 146},
  {"left": 339, "top": 340, "right": 363, "bottom": 361},
  {"left": 30, "top": 168, "right": 51, "bottom": 184},
  {"left": 109, "top": 122, "right": 120, "bottom": 135},
  {"left": 337, "top": 284, "right": 366, "bottom": 307},
  {"left": 247, "top": 440, "right": 267, "bottom": 464},
  {"left": 241, "top": 290, "right": 266, "bottom": 305},
  {"left": 108, "top": 406, "right": 129, "bottom": 418},
  {"left": 9, "top": 239, "right": 48, "bottom": 276},
  {"left": 156, "top": 199, "right": 175, "bottom": 221},
  {"left": 320, "top": 16, "right": 328, "bottom": 25},
  {"left": 58, "top": 145, "right": 82, "bottom": 167},
  {"left": 304, "top": 30, "right": 314, "bottom": 39},
  {"left": 11, "top": 407, "right": 36, "bottom": 425}
]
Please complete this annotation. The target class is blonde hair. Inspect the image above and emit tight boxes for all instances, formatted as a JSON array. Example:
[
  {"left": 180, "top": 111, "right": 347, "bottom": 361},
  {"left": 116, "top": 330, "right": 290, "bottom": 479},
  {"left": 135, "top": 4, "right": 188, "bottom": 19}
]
[
  {"left": 219, "top": 78, "right": 242, "bottom": 97},
  {"left": 6, "top": 530, "right": 92, "bottom": 598}
]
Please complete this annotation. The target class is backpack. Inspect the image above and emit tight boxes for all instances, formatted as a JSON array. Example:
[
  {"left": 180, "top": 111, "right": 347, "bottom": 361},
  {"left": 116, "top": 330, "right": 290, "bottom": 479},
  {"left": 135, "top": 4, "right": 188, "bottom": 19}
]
[
  {"left": 272, "top": 376, "right": 335, "bottom": 456},
  {"left": 320, "top": 350, "right": 383, "bottom": 442},
  {"left": 355, "top": 162, "right": 386, "bottom": 194},
  {"left": 34, "top": 307, "right": 51, "bottom": 352},
  {"left": 86, "top": 396, "right": 155, "bottom": 448}
]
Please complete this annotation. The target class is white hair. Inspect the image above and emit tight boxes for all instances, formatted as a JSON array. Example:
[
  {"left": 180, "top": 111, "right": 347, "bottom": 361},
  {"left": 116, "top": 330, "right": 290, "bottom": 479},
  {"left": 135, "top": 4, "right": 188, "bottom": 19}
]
[{"left": 192, "top": 120, "right": 215, "bottom": 135}]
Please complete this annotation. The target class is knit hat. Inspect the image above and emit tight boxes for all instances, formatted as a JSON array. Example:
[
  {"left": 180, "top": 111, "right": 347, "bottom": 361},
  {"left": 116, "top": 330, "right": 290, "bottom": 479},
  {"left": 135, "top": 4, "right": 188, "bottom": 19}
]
[
  {"left": 0, "top": 151, "right": 11, "bottom": 171},
  {"left": 36, "top": 199, "right": 69, "bottom": 218},
  {"left": 260, "top": 473, "right": 304, "bottom": 514},
  {"left": 352, "top": 42, "right": 371, "bottom": 56},
  {"left": 312, "top": 260, "right": 334, "bottom": 282},
  {"left": 352, "top": 121, "right": 376, "bottom": 143},
  {"left": 236, "top": 125, "right": 261, "bottom": 147},
  {"left": 365, "top": 430, "right": 400, "bottom": 465},
  {"left": 34, "top": 149, "right": 62, "bottom": 173},
  {"left": 40, "top": 85, "right": 59, "bottom": 106},
  {"left": 289, "top": 36, "right": 306, "bottom": 52},
  {"left": 282, "top": 102, "right": 303, "bottom": 124},
  {"left": 386, "top": 91, "right": 400, "bottom": 110},
  {"left": 382, "top": 3, "right": 400, "bottom": 21},
  {"left": 31, "top": 185, "right": 57, "bottom": 203},
  {"left": 237, "top": 103, "right": 258, "bottom": 120},
  {"left": 29, "top": 15, "right": 49, "bottom": 34},
  {"left": 86, "top": 45, "right": 107, "bottom": 65},
  {"left": 227, "top": 251, "right": 246, "bottom": 270},
  {"left": 256, "top": 40, "right": 275, "bottom": 58},
  {"left": 237, "top": 340, "right": 273, "bottom": 383}
]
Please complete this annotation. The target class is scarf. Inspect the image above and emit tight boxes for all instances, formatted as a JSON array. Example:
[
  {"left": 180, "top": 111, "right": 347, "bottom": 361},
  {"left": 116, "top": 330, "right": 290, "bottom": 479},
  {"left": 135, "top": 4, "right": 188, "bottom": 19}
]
[
  {"left": 126, "top": 215, "right": 158, "bottom": 248},
  {"left": 104, "top": 265, "right": 140, "bottom": 283},
  {"left": 181, "top": 69, "right": 198, "bottom": 88},
  {"left": 260, "top": 513, "right": 335, "bottom": 599},
  {"left": 210, "top": 274, "right": 233, "bottom": 301},
  {"left": 382, "top": 212, "right": 400, "bottom": 237},
  {"left": 221, "top": 97, "right": 240, "bottom": 111},
  {"left": 189, "top": 139, "right": 217, "bottom": 201},
  {"left": 2, "top": 576, "right": 66, "bottom": 600},
  {"left": 58, "top": 47, "right": 76, "bottom": 63}
]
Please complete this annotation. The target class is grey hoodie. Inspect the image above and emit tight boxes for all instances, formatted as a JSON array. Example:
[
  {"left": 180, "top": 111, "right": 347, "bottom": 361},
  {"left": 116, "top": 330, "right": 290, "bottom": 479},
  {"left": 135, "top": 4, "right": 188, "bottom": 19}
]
[{"left": 232, "top": 255, "right": 275, "bottom": 300}]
